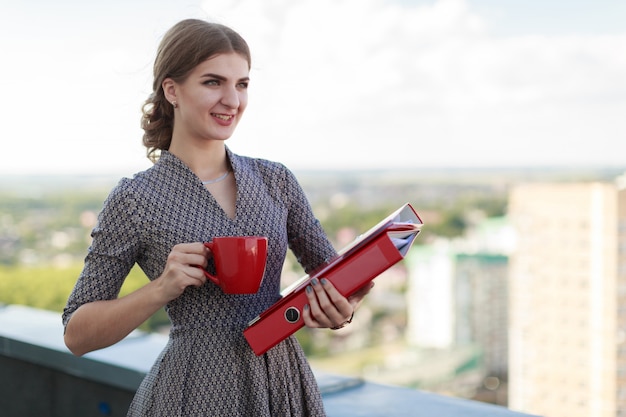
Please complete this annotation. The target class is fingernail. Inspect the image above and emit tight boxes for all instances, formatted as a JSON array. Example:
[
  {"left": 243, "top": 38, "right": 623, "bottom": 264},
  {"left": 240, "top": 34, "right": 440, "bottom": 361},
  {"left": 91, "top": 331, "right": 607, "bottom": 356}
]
[
  {"left": 311, "top": 278, "right": 319, "bottom": 286},
  {"left": 304, "top": 304, "right": 309, "bottom": 311},
  {"left": 320, "top": 278, "right": 328, "bottom": 285},
  {"left": 306, "top": 286, "right": 312, "bottom": 294}
]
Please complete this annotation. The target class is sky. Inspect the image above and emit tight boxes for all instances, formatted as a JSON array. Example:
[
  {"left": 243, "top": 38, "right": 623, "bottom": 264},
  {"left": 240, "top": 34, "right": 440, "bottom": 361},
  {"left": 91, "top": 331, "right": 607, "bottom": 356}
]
[{"left": 1, "top": 0, "right": 625, "bottom": 175}]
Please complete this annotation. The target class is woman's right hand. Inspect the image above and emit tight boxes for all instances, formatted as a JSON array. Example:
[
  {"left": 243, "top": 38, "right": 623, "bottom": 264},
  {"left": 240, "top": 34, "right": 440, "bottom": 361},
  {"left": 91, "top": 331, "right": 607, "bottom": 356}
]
[
  {"left": 65, "top": 242, "right": 211, "bottom": 356},
  {"left": 155, "top": 242, "right": 210, "bottom": 302}
]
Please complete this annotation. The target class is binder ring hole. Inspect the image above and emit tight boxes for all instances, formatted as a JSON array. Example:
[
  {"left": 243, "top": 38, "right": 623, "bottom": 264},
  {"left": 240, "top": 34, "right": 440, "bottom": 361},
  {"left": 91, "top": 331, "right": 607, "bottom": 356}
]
[{"left": 284, "top": 307, "right": 300, "bottom": 323}]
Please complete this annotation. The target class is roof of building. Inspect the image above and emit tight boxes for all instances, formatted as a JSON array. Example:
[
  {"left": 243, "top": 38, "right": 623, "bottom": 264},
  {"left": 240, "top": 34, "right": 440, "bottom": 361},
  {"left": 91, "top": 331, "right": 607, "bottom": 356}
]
[{"left": 0, "top": 304, "right": 536, "bottom": 417}]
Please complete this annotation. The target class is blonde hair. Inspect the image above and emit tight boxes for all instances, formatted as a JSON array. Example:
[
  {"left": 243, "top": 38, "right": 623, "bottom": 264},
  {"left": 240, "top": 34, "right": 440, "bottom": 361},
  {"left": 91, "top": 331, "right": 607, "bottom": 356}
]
[{"left": 141, "top": 19, "right": 251, "bottom": 162}]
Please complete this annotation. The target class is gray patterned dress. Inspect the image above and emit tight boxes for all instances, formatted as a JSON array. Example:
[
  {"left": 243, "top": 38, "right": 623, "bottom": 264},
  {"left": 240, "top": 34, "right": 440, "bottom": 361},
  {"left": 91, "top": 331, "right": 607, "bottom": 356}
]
[{"left": 62, "top": 148, "right": 337, "bottom": 416}]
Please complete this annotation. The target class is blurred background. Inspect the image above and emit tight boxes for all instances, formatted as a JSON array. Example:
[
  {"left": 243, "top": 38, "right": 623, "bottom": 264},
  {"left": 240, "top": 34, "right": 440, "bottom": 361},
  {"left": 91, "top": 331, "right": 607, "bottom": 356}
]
[{"left": 1, "top": 1, "right": 625, "bottom": 416}]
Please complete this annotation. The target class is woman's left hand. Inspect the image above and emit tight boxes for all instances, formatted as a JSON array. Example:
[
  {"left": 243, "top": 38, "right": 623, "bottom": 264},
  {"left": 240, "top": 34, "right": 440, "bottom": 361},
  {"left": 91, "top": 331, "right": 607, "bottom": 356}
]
[{"left": 303, "top": 278, "right": 374, "bottom": 330}]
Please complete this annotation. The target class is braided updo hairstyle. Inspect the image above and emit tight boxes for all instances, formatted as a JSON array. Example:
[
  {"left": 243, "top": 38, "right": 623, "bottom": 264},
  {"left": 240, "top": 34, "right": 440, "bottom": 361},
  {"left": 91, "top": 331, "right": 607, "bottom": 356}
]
[{"left": 141, "top": 19, "right": 251, "bottom": 163}]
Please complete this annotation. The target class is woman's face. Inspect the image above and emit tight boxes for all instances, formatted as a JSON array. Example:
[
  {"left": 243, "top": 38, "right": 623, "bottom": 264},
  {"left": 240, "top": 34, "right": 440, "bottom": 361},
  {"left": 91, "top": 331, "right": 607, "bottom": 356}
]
[{"left": 167, "top": 53, "right": 250, "bottom": 143}]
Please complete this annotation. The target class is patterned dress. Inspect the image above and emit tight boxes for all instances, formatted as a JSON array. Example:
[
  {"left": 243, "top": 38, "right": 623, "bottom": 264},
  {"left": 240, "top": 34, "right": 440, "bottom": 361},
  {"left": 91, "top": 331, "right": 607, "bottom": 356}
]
[{"left": 62, "top": 148, "right": 337, "bottom": 416}]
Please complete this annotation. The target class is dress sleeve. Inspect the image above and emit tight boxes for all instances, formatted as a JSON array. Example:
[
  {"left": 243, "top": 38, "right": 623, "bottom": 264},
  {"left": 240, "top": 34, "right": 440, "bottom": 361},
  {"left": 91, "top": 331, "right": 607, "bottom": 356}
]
[
  {"left": 281, "top": 167, "right": 337, "bottom": 273},
  {"left": 62, "top": 180, "right": 143, "bottom": 327}
]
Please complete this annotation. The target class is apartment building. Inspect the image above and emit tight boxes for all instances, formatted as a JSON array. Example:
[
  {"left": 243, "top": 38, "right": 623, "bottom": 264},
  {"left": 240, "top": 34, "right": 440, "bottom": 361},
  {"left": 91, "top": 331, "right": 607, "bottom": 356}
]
[
  {"left": 405, "top": 217, "right": 512, "bottom": 383},
  {"left": 508, "top": 179, "right": 626, "bottom": 417}
]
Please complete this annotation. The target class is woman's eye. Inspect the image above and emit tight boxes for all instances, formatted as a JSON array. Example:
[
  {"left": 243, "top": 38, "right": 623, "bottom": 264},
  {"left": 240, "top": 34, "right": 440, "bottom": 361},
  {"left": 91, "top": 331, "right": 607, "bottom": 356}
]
[
  {"left": 237, "top": 82, "right": 249, "bottom": 89},
  {"left": 203, "top": 79, "right": 219, "bottom": 86}
]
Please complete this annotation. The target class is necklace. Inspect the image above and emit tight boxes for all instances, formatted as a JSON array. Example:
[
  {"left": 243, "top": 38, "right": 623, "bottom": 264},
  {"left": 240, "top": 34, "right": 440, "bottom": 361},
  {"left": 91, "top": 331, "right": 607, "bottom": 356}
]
[{"left": 201, "top": 170, "right": 230, "bottom": 185}]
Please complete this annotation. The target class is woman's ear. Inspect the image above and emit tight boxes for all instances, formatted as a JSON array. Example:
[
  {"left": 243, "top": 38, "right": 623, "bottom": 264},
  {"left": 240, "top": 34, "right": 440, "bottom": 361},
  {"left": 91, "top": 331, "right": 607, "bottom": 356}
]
[{"left": 162, "top": 78, "right": 177, "bottom": 104}]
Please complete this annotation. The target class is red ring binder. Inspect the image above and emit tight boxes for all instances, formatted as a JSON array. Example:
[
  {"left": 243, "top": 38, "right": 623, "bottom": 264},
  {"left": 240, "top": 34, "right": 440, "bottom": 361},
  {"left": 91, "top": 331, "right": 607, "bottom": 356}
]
[{"left": 243, "top": 203, "right": 423, "bottom": 356}]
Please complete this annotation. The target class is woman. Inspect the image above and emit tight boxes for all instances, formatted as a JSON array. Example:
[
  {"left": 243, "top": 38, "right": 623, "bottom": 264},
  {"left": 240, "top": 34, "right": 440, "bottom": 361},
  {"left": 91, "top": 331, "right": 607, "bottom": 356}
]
[{"left": 62, "top": 19, "right": 371, "bottom": 416}]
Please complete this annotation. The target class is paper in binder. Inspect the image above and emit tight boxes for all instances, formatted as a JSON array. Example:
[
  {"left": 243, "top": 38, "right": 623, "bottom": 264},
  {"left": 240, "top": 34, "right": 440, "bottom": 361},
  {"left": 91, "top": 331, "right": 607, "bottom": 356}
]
[{"left": 243, "top": 203, "right": 423, "bottom": 356}]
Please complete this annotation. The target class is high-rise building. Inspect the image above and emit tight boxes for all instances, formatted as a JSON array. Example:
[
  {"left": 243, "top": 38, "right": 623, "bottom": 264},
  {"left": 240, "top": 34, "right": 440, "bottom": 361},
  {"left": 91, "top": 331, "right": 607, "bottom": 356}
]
[
  {"left": 405, "top": 217, "right": 512, "bottom": 382},
  {"left": 508, "top": 179, "right": 626, "bottom": 417},
  {"left": 405, "top": 241, "right": 456, "bottom": 349},
  {"left": 455, "top": 253, "right": 509, "bottom": 380}
]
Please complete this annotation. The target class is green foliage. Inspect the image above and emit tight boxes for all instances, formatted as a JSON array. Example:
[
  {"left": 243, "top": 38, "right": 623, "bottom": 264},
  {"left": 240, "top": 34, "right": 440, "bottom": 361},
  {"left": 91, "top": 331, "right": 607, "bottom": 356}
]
[
  {"left": 0, "top": 265, "right": 79, "bottom": 311},
  {"left": 313, "top": 194, "right": 506, "bottom": 243},
  {"left": 0, "top": 190, "right": 108, "bottom": 266},
  {"left": 0, "top": 263, "right": 167, "bottom": 332},
  {"left": 422, "top": 194, "right": 507, "bottom": 239},
  {"left": 434, "top": 207, "right": 468, "bottom": 238},
  {"left": 317, "top": 203, "right": 399, "bottom": 234}
]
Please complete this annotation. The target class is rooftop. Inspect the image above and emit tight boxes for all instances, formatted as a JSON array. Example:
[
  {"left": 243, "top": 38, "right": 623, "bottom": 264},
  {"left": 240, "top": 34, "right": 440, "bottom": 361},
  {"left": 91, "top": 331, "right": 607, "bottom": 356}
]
[{"left": 0, "top": 304, "right": 537, "bottom": 417}]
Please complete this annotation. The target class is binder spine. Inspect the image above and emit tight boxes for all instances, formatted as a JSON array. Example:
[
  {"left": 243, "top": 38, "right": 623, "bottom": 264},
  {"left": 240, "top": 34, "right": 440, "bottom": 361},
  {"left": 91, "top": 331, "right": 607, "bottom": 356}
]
[{"left": 244, "top": 234, "right": 404, "bottom": 356}]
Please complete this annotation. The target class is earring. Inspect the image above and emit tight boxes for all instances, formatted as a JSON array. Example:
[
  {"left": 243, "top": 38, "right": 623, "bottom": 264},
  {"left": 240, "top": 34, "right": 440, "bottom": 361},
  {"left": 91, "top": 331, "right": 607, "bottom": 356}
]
[{"left": 172, "top": 101, "right": 178, "bottom": 108}]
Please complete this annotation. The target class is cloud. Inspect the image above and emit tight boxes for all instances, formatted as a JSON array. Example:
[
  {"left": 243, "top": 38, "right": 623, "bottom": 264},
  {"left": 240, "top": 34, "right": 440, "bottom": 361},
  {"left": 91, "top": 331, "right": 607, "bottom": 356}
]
[
  {"left": 1, "top": 0, "right": 624, "bottom": 175},
  {"left": 205, "top": 0, "right": 626, "bottom": 169}
]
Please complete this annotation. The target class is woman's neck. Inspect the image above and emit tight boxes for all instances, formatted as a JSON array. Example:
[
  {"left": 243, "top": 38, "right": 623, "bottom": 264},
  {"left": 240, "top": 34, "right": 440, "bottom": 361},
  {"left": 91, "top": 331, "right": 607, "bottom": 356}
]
[{"left": 168, "top": 139, "right": 230, "bottom": 179}]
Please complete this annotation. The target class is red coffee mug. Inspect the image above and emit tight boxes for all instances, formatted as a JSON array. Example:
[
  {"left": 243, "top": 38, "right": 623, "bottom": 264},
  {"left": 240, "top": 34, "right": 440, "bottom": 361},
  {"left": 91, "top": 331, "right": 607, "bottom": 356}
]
[{"left": 203, "top": 236, "right": 268, "bottom": 294}]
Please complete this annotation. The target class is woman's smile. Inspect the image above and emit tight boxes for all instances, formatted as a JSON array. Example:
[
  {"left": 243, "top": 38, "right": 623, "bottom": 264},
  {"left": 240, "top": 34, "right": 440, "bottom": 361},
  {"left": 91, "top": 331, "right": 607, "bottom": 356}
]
[{"left": 212, "top": 113, "right": 236, "bottom": 124}]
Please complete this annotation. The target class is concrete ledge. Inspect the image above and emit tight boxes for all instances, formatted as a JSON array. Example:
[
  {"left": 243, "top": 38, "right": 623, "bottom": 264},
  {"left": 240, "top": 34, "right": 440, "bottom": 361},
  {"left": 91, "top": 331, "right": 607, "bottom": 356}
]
[{"left": 0, "top": 305, "right": 537, "bottom": 417}]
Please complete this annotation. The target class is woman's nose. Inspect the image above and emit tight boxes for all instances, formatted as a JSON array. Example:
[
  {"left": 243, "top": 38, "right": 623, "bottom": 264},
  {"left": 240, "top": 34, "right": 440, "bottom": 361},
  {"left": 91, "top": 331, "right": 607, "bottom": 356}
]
[{"left": 220, "top": 86, "right": 240, "bottom": 109}]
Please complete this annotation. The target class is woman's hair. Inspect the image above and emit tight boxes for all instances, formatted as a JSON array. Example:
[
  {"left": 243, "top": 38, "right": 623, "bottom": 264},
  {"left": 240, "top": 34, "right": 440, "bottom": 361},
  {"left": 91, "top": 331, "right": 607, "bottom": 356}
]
[{"left": 141, "top": 19, "right": 251, "bottom": 162}]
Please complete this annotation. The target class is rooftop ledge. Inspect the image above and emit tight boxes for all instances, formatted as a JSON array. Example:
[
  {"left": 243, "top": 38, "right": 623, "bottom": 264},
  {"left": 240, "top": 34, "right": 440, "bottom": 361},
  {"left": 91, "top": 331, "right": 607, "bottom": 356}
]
[{"left": 0, "top": 304, "right": 536, "bottom": 417}]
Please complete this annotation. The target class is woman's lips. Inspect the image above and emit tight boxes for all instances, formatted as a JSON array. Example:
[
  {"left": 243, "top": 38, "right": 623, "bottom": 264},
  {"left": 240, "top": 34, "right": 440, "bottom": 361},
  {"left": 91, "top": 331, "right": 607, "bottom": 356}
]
[{"left": 211, "top": 113, "right": 235, "bottom": 125}]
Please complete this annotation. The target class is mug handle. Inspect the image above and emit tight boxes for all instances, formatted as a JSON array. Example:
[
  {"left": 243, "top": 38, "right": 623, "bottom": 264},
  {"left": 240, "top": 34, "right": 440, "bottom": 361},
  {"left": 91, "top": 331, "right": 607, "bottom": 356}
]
[{"left": 202, "top": 242, "right": 220, "bottom": 287}]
